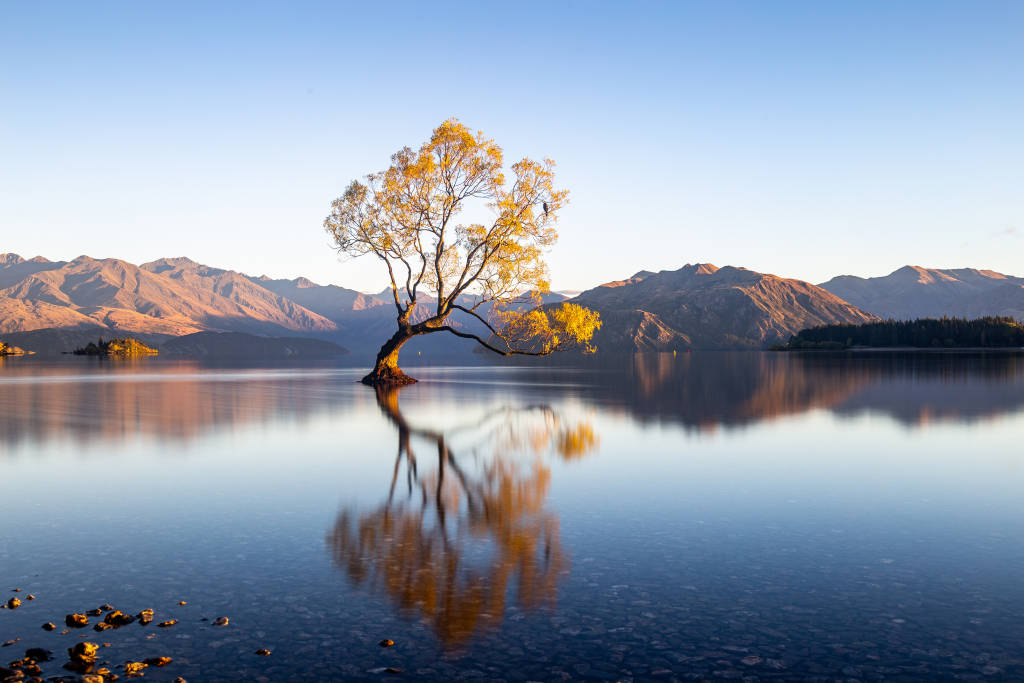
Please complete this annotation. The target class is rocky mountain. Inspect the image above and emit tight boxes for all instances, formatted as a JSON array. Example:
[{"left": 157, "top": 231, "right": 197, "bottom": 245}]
[
  {"left": 819, "top": 266, "right": 1024, "bottom": 321},
  {"left": 0, "top": 253, "right": 567, "bottom": 359},
  {"left": 249, "top": 275, "right": 389, "bottom": 321},
  {"left": 0, "top": 254, "right": 338, "bottom": 337},
  {"left": 562, "top": 263, "right": 878, "bottom": 351}
]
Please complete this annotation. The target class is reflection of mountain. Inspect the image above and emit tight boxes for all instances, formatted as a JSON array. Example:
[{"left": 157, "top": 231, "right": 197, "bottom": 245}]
[
  {"left": 326, "top": 388, "right": 595, "bottom": 647},
  {"left": 0, "top": 364, "right": 355, "bottom": 449},
  {"left": 571, "top": 351, "right": 1024, "bottom": 429},
  {"left": 3, "top": 352, "right": 1023, "bottom": 451}
]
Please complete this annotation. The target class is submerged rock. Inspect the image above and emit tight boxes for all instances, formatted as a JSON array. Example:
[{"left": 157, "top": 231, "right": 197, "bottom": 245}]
[
  {"left": 379, "top": 639, "right": 395, "bottom": 648},
  {"left": 144, "top": 656, "right": 172, "bottom": 667},
  {"left": 41, "top": 623, "right": 56, "bottom": 632},
  {"left": 212, "top": 617, "right": 229, "bottom": 627},
  {"left": 254, "top": 649, "right": 271, "bottom": 656},
  {"left": 157, "top": 619, "right": 178, "bottom": 628},
  {"left": 24, "top": 648, "right": 51, "bottom": 662}
]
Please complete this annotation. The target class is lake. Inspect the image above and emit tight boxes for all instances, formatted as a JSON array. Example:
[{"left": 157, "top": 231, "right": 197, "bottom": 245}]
[{"left": 2, "top": 352, "right": 1024, "bottom": 681}]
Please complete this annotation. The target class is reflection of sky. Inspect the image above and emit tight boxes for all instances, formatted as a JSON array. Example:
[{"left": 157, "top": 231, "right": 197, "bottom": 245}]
[{"left": 3, "top": 359, "right": 1024, "bottom": 678}]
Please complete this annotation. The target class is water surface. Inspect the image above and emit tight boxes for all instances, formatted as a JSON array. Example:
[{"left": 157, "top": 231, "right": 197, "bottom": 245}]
[{"left": 2, "top": 352, "right": 1024, "bottom": 681}]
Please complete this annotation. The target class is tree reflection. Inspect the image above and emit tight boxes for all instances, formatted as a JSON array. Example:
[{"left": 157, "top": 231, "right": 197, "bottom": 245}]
[{"left": 326, "top": 387, "right": 597, "bottom": 647}]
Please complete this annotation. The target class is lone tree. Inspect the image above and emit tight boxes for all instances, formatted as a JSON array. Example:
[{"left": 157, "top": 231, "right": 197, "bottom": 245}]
[{"left": 324, "top": 118, "right": 601, "bottom": 385}]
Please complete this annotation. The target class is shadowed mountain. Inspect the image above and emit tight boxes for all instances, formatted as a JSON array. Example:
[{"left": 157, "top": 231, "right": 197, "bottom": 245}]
[
  {"left": 159, "top": 331, "right": 348, "bottom": 359},
  {"left": 563, "top": 263, "right": 877, "bottom": 351},
  {"left": 249, "top": 275, "right": 389, "bottom": 321},
  {"left": 819, "top": 266, "right": 1024, "bottom": 321},
  {"left": 0, "top": 326, "right": 171, "bottom": 356}
]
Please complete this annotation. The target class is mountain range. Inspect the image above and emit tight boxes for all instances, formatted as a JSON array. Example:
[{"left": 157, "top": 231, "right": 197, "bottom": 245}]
[
  {"left": 819, "top": 266, "right": 1024, "bottom": 321},
  {"left": 1, "top": 253, "right": 1022, "bottom": 358},
  {"left": 565, "top": 263, "right": 877, "bottom": 351}
]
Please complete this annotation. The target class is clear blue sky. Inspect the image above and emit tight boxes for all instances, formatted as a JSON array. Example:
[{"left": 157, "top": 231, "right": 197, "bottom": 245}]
[{"left": 2, "top": 1, "right": 1022, "bottom": 292}]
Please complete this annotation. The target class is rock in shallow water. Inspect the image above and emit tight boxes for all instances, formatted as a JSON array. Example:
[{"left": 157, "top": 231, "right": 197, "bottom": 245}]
[
  {"left": 212, "top": 617, "right": 229, "bottom": 627},
  {"left": 68, "top": 642, "right": 99, "bottom": 663},
  {"left": 65, "top": 614, "right": 89, "bottom": 628},
  {"left": 123, "top": 661, "right": 148, "bottom": 677},
  {"left": 103, "top": 610, "right": 135, "bottom": 627},
  {"left": 6, "top": 598, "right": 20, "bottom": 610}
]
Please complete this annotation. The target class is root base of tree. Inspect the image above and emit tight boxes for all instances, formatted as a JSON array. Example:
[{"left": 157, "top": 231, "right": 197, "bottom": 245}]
[{"left": 361, "top": 366, "right": 418, "bottom": 386}]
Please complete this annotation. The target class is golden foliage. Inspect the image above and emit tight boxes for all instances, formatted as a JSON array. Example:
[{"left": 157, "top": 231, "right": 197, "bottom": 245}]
[
  {"left": 324, "top": 118, "right": 599, "bottom": 359},
  {"left": 494, "top": 301, "right": 603, "bottom": 354}
]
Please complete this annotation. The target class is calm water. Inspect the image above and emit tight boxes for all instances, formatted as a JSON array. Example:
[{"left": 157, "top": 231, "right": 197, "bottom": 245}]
[{"left": 2, "top": 352, "right": 1024, "bottom": 681}]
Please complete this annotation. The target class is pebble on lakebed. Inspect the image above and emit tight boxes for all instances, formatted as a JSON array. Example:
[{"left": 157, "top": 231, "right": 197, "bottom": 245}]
[
  {"left": 212, "top": 616, "right": 229, "bottom": 626},
  {"left": 6, "top": 598, "right": 21, "bottom": 609}
]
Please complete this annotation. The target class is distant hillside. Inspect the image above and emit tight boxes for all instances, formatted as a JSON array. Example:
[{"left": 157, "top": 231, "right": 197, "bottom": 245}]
[
  {"left": 159, "top": 331, "right": 348, "bottom": 359},
  {"left": 819, "top": 266, "right": 1024, "bottom": 321},
  {"left": 562, "top": 263, "right": 878, "bottom": 351},
  {"left": 249, "top": 275, "right": 389, "bottom": 320}
]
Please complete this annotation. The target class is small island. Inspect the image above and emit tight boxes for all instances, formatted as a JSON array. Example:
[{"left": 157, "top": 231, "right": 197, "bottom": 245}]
[
  {"left": 778, "top": 316, "right": 1024, "bottom": 350},
  {"left": 0, "top": 341, "right": 31, "bottom": 356},
  {"left": 72, "top": 337, "right": 159, "bottom": 356}
]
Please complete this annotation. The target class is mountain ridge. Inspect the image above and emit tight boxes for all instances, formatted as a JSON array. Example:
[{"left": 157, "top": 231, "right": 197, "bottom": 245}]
[{"left": 819, "top": 266, "right": 1024, "bottom": 320}]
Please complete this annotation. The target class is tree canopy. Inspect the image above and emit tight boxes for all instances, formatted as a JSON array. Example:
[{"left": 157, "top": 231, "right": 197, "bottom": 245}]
[{"left": 324, "top": 118, "right": 600, "bottom": 384}]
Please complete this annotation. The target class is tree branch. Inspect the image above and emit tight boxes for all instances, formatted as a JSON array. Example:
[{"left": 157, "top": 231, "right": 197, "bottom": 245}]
[{"left": 434, "top": 325, "right": 550, "bottom": 357}]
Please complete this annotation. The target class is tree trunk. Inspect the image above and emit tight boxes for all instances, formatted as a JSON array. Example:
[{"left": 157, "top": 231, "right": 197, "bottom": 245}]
[{"left": 362, "top": 327, "right": 418, "bottom": 386}]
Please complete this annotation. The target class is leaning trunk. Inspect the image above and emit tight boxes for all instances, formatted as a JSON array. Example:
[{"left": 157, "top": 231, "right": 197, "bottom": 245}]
[{"left": 362, "top": 328, "right": 417, "bottom": 386}]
